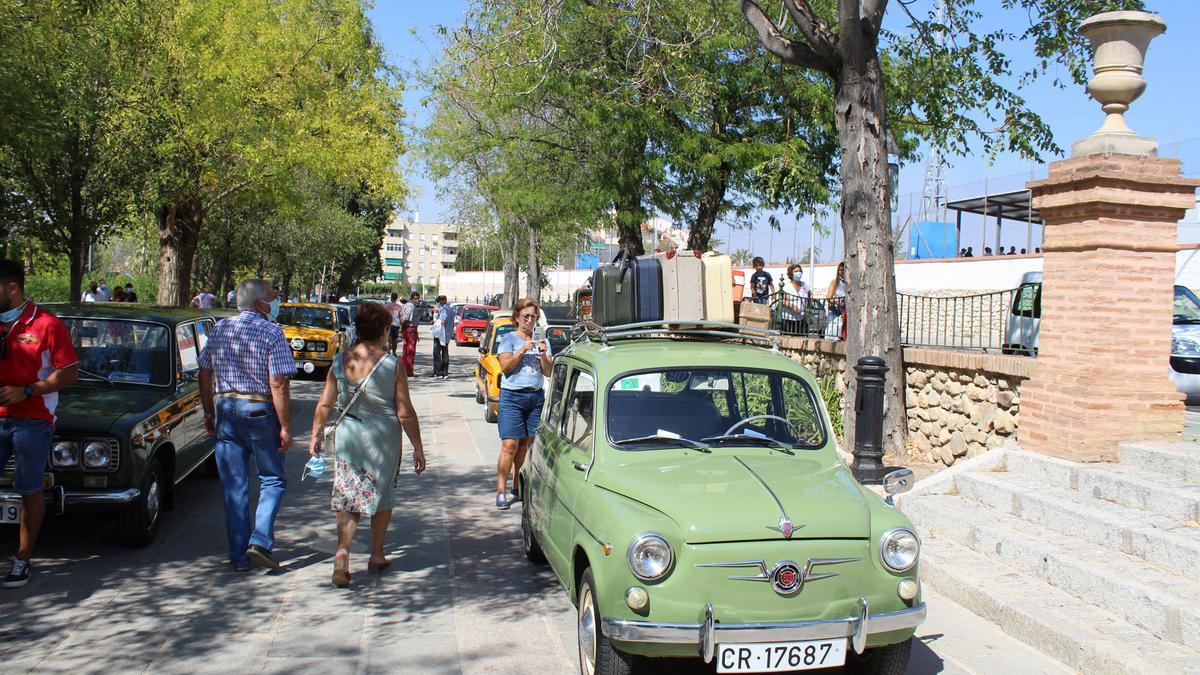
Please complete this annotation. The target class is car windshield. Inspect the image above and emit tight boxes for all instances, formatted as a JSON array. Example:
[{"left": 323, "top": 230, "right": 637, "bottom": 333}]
[
  {"left": 492, "top": 323, "right": 516, "bottom": 347},
  {"left": 464, "top": 308, "right": 490, "bottom": 321},
  {"left": 278, "top": 306, "right": 334, "bottom": 330},
  {"left": 1174, "top": 286, "right": 1200, "bottom": 324},
  {"left": 607, "top": 368, "right": 825, "bottom": 449},
  {"left": 62, "top": 318, "right": 172, "bottom": 385}
]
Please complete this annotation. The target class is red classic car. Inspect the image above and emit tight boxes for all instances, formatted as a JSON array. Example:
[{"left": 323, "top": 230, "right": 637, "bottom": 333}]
[{"left": 454, "top": 304, "right": 497, "bottom": 346}]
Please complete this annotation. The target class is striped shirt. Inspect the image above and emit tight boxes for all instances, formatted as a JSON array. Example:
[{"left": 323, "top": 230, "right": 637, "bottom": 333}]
[{"left": 198, "top": 310, "right": 295, "bottom": 395}]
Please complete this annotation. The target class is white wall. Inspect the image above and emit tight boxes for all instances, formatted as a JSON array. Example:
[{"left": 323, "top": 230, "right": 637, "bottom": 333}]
[{"left": 441, "top": 248, "right": 1200, "bottom": 301}]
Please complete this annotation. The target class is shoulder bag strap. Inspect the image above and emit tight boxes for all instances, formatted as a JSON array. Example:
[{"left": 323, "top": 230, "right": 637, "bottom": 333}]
[{"left": 328, "top": 353, "right": 389, "bottom": 429}]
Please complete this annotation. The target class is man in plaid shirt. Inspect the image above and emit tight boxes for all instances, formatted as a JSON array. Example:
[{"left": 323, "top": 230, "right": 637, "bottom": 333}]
[{"left": 199, "top": 280, "right": 295, "bottom": 571}]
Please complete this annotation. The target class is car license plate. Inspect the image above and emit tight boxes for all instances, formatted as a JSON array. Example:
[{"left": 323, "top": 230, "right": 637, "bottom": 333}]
[
  {"left": 0, "top": 501, "right": 20, "bottom": 524},
  {"left": 716, "top": 639, "right": 846, "bottom": 673}
]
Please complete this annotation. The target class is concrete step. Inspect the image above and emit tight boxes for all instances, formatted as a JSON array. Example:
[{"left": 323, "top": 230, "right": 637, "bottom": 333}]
[
  {"left": 918, "top": 536, "right": 1200, "bottom": 675},
  {"left": 1119, "top": 441, "right": 1200, "bottom": 483},
  {"left": 904, "top": 493, "right": 1200, "bottom": 649},
  {"left": 1006, "top": 450, "right": 1200, "bottom": 523},
  {"left": 954, "top": 470, "right": 1200, "bottom": 578}
]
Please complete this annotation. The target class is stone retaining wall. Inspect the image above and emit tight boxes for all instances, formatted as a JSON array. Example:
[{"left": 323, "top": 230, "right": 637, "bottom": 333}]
[{"left": 779, "top": 337, "right": 1035, "bottom": 466}]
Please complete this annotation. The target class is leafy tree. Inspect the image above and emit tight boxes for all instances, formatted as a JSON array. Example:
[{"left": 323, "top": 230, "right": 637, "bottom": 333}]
[
  {"left": 738, "top": 0, "right": 1142, "bottom": 454},
  {"left": 0, "top": 1, "right": 153, "bottom": 300},
  {"left": 133, "top": 0, "right": 405, "bottom": 305}
]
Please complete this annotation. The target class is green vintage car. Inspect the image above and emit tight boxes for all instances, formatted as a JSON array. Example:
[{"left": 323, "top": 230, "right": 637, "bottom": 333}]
[
  {"left": 519, "top": 321, "right": 924, "bottom": 675},
  {"left": 0, "top": 303, "right": 225, "bottom": 547}
]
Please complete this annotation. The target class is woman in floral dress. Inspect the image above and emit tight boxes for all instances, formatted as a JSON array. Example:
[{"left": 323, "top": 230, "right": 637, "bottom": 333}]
[{"left": 309, "top": 302, "right": 425, "bottom": 587}]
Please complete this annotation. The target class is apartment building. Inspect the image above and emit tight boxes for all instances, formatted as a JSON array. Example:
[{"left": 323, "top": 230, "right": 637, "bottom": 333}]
[{"left": 379, "top": 214, "right": 458, "bottom": 287}]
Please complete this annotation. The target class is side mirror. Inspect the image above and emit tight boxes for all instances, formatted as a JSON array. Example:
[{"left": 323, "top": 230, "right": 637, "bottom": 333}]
[
  {"left": 882, "top": 468, "right": 914, "bottom": 506},
  {"left": 478, "top": 347, "right": 487, "bottom": 355}
]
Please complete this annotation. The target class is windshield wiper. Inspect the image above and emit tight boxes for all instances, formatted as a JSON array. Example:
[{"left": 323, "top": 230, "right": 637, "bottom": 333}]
[
  {"left": 701, "top": 434, "right": 794, "bottom": 454},
  {"left": 77, "top": 367, "right": 112, "bottom": 385},
  {"left": 614, "top": 435, "right": 710, "bottom": 452}
]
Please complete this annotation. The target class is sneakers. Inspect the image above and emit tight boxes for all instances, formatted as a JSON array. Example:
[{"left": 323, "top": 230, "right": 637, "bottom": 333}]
[
  {"left": 246, "top": 544, "right": 280, "bottom": 570},
  {"left": 495, "top": 492, "right": 511, "bottom": 510},
  {"left": 232, "top": 561, "right": 252, "bottom": 572},
  {"left": 3, "top": 559, "right": 31, "bottom": 588},
  {"left": 506, "top": 490, "right": 519, "bottom": 504}
]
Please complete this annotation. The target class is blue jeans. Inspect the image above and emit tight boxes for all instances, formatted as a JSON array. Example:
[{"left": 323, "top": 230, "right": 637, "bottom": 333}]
[
  {"left": 214, "top": 397, "right": 287, "bottom": 565},
  {"left": 0, "top": 418, "right": 53, "bottom": 495}
]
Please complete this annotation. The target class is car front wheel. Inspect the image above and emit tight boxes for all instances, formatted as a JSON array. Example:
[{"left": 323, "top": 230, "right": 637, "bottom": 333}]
[
  {"left": 843, "top": 638, "right": 912, "bottom": 675},
  {"left": 119, "top": 458, "right": 164, "bottom": 547},
  {"left": 484, "top": 400, "right": 497, "bottom": 423},
  {"left": 578, "top": 568, "right": 632, "bottom": 675},
  {"left": 475, "top": 385, "right": 486, "bottom": 405}
]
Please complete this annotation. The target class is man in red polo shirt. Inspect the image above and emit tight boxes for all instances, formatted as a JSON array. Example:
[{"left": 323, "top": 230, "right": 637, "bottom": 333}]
[{"left": 0, "top": 260, "right": 78, "bottom": 588}]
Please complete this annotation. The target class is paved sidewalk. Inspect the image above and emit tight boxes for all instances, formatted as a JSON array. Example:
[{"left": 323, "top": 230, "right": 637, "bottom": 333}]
[{"left": 0, "top": 338, "right": 1072, "bottom": 674}]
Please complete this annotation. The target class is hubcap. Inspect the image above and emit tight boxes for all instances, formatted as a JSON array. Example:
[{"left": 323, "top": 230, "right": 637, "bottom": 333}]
[
  {"left": 578, "top": 585, "right": 597, "bottom": 675},
  {"left": 144, "top": 476, "right": 160, "bottom": 526}
]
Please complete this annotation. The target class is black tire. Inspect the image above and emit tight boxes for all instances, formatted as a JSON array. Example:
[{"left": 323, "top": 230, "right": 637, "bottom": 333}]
[
  {"left": 843, "top": 638, "right": 912, "bottom": 675},
  {"left": 120, "top": 458, "right": 164, "bottom": 548},
  {"left": 521, "top": 488, "right": 547, "bottom": 564},
  {"left": 578, "top": 568, "right": 633, "bottom": 675},
  {"left": 484, "top": 400, "right": 498, "bottom": 423},
  {"left": 475, "top": 386, "right": 486, "bottom": 405}
]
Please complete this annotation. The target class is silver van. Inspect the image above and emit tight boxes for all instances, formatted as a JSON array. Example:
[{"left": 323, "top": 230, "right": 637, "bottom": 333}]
[{"left": 1001, "top": 272, "right": 1041, "bottom": 356}]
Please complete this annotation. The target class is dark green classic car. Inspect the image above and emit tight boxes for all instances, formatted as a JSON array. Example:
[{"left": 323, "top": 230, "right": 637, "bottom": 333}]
[
  {"left": 0, "top": 303, "right": 225, "bottom": 546},
  {"left": 520, "top": 321, "right": 924, "bottom": 675}
]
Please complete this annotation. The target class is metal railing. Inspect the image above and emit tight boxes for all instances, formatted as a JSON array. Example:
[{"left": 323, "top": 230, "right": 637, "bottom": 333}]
[{"left": 766, "top": 287, "right": 1028, "bottom": 354}]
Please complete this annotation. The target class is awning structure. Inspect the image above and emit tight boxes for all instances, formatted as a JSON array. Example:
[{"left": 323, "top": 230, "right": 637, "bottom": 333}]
[
  {"left": 944, "top": 189, "right": 1042, "bottom": 254},
  {"left": 946, "top": 189, "right": 1042, "bottom": 225}
]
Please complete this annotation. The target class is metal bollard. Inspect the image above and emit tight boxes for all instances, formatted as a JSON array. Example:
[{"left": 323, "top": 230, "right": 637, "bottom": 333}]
[{"left": 851, "top": 356, "right": 888, "bottom": 485}]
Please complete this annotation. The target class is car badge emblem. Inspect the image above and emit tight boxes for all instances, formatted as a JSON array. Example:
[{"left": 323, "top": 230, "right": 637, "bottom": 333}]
[
  {"left": 772, "top": 517, "right": 795, "bottom": 539},
  {"left": 290, "top": 337, "right": 305, "bottom": 350},
  {"left": 771, "top": 561, "right": 803, "bottom": 596}
]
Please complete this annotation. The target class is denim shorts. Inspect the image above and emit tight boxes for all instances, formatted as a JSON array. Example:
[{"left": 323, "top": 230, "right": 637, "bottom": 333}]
[
  {"left": 0, "top": 417, "right": 53, "bottom": 495},
  {"left": 498, "top": 388, "right": 544, "bottom": 440}
]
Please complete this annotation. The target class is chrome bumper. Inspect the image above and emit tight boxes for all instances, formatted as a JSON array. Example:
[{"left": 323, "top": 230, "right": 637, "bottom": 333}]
[
  {"left": 602, "top": 599, "right": 926, "bottom": 663},
  {"left": 0, "top": 486, "right": 141, "bottom": 514}
]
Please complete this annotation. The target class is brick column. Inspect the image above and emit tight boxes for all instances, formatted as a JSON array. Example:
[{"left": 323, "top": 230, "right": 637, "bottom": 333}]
[{"left": 1017, "top": 155, "right": 1200, "bottom": 461}]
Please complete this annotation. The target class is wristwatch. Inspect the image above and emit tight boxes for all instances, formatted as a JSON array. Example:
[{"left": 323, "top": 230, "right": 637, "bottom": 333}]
[{"left": 23, "top": 384, "right": 34, "bottom": 399}]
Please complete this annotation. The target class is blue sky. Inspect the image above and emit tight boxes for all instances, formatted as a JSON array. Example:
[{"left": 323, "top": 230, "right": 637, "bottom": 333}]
[{"left": 367, "top": 0, "right": 1200, "bottom": 263}]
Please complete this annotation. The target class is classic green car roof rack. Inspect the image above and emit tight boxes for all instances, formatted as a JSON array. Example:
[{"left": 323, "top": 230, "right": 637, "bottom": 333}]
[{"left": 570, "top": 320, "right": 781, "bottom": 349}]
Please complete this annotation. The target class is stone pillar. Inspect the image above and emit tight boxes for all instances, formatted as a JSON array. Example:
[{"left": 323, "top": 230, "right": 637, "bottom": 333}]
[{"left": 1017, "top": 156, "right": 1200, "bottom": 460}]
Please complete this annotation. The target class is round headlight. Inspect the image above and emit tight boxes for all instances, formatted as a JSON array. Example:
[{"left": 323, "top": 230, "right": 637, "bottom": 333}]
[
  {"left": 52, "top": 442, "right": 79, "bottom": 468},
  {"left": 83, "top": 441, "right": 110, "bottom": 469},
  {"left": 306, "top": 341, "right": 320, "bottom": 351},
  {"left": 880, "top": 527, "right": 920, "bottom": 573},
  {"left": 626, "top": 533, "right": 673, "bottom": 581}
]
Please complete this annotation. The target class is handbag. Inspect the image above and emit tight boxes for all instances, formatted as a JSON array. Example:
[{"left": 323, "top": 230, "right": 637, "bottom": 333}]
[{"left": 321, "top": 354, "right": 389, "bottom": 454}]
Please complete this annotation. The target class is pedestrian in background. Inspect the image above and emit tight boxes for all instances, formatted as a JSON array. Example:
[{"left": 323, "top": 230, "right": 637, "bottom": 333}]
[
  {"left": 400, "top": 291, "right": 419, "bottom": 377},
  {"left": 826, "top": 262, "right": 847, "bottom": 341},
  {"left": 494, "top": 298, "right": 552, "bottom": 510},
  {"left": 308, "top": 301, "right": 425, "bottom": 587},
  {"left": 198, "top": 280, "right": 294, "bottom": 571},
  {"left": 111, "top": 286, "right": 126, "bottom": 303},
  {"left": 191, "top": 287, "right": 216, "bottom": 309},
  {"left": 384, "top": 293, "right": 402, "bottom": 356},
  {"left": 96, "top": 279, "right": 111, "bottom": 301},
  {"left": 749, "top": 256, "right": 773, "bottom": 305},
  {"left": 82, "top": 281, "right": 100, "bottom": 303},
  {"left": 124, "top": 283, "right": 138, "bottom": 302},
  {"left": 432, "top": 295, "right": 453, "bottom": 379},
  {"left": 0, "top": 259, "right": 79, "bottom": 587},
  {"left": 779, "top": 263, "right": 809, "bottom": 333}
]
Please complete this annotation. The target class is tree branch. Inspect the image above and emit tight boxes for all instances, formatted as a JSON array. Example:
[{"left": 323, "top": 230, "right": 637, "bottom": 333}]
[
  {"left": 740, "top": 0, "right": 835, "bottom": 75},
  {"left": 781, "top": 0, "right": 838, "bottom": 64},
  {"left": 861, "top": 0, "right": 889, "bottom": 35}
]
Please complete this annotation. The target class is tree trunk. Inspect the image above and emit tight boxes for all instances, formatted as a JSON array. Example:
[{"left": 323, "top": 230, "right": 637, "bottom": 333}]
[
  {"left": 502, "top": 230, "right": 521, "bottom": 308},
  {"left": 687, "top": 164, "right": 732, "bottom": 251},
  {"left": 834, "top": 46, "right": 906, "bottom": 458},
  {"left": 67, "top": 237, "right": 87, "bottom": 304},
  {"left": 525, "top": 223, "right": 542, "bottom": 301},
  {"left": 156, "top": 196, "right": 204, "bottom": 306}
]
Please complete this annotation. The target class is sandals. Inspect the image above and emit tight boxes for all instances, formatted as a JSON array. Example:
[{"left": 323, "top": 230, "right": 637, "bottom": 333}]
[
  {"left": 367, "top": 556, "right": 391, "bottom": 573},
  {"left": 332, "top": 551, "right": 351, "bottom": 587}
]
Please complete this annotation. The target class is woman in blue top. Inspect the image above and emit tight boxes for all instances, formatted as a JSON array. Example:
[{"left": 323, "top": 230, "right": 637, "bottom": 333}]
[{"left": 495, "top": 298, "right": 553, "bottom": 509}]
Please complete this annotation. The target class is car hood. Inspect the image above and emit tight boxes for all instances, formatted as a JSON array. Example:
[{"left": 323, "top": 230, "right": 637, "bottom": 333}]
[
  {"left": 54, "top": 385, "right": 174, "bottom": 434},
  {"left": 596, "top": 451, "right": 870, "bottom": 543},
  {"left": 281, "top": 326, "right": 336, "bottom": 340}
]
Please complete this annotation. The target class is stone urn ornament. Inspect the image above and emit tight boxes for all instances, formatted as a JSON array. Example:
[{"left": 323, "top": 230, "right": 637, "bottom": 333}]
[{"left": 1071, "top": 10, "right": 1167, "bottom": 157}]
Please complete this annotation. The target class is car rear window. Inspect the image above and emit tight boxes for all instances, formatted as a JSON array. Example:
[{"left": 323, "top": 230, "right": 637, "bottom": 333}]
[{"left": 464, "top": 308, "right": 490, "bottom": 321}]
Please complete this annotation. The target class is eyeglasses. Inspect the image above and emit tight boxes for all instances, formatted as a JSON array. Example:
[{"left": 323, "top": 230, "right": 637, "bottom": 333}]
[{"left": 518, "top": 313, "right": 537, "bottom": 321}]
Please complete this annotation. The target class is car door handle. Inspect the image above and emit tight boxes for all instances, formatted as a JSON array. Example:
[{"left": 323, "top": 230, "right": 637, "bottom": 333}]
[{"left": 571, "top": 460, "right": 588, "bottom": 472}]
